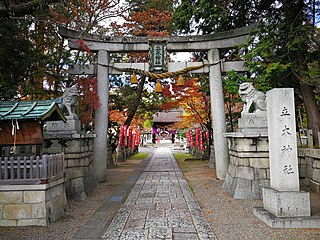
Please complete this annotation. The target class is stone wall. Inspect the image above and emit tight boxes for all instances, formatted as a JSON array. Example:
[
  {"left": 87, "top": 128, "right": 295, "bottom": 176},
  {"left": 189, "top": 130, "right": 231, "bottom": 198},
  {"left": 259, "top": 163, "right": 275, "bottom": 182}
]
[
  {"left": 44, "top": 134, "right": 96, "bottom": 200},
  {"left": 223, "top": 133, "right": 320, "bottom": 199},
  {"left": 223, "top": 133, "right": 270, "bottom": 199},
  {"left": 0, "top": 178, "right": 67, "bottom": 226},
  {"left": 299, "top": 148, "right": 320, "bottom": 193}
]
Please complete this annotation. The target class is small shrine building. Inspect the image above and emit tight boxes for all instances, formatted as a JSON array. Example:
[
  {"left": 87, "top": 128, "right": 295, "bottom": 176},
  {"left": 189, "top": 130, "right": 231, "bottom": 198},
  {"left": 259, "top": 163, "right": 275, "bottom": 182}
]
[{"left": 152, "top": 108, "right": 183, "bottom": 143}]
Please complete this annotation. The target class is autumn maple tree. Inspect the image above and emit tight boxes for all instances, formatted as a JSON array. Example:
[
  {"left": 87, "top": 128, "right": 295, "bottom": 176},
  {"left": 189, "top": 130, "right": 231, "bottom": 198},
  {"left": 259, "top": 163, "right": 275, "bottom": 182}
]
[
  {"left": 50, "top": 0, "right": 129, "bottom": 125},
  {"left": 109, "top": 0, "right": 175, "bottom": 129},
  {"left": 161, "top": 77, "right": 212, "bottom": 132},
  {"left": 0, "top": 0, "right": 126, "bottom": 119}
]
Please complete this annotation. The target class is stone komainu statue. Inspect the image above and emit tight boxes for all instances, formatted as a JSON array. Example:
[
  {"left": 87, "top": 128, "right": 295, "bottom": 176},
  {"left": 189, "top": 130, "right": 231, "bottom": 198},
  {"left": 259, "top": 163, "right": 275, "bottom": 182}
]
[
  {"left": 239, "top": 82, "right": 267, "bottom": 113},
  {"left": 58, "top": 85, "right": 79, "bottom": 117}
]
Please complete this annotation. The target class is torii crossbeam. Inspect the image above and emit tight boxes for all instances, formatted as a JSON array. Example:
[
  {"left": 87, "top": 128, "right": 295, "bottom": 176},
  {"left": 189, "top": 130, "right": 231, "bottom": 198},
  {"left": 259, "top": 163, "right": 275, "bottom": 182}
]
[{"left": 59, "top": 25, "right": 253, "bottom": 182}]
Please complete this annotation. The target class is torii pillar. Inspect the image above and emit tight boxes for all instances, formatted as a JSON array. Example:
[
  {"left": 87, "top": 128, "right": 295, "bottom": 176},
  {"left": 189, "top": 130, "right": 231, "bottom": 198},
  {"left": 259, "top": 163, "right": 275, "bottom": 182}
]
[
  {"left": 208, "top": 48, "right": 229, "bottom": 180},
  {"left": 58, "top": 25, "right": 252, "bottom": 182},
  {"left": 93, "top": 50, "right": 110, "bottom": 182}
]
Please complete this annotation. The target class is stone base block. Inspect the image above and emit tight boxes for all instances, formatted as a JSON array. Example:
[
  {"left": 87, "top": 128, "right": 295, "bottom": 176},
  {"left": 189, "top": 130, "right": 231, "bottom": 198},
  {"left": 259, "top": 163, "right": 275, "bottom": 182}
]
[
  {"left": 238, "top": 113, "right": 268, "bottom": 134},
  {"left": 0, "top": 178, "right": 67, "bottom": 226},
  {"left": 263, "top": 187, "right": 311, "bottom": 217},
  {"left": 253, "top": 207, "right": 320, "bottom": 228},
  {"left": 46, "top": 116, "right": 80, "bottom": 136},
  {"left": 224, "top": 134, "right": 270, "bottom": 199},
  {"left": 223, "top": 173, "right": 267, "bottom": 199},
  {"left": 65, "top": 166, "right": 96, "bottom": 200}
]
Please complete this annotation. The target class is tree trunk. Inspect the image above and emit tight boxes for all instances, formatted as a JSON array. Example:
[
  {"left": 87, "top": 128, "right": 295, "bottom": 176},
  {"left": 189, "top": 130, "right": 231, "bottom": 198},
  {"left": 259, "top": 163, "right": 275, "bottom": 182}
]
[
  {"left": 300, "top": 84, "right": 320, "bottom": 146},
  {"left": 124, "top": 76, "right": 146, "bottom": 126},
  {"left": 282, "top": 0, "right": 320, "bottom": 146}
]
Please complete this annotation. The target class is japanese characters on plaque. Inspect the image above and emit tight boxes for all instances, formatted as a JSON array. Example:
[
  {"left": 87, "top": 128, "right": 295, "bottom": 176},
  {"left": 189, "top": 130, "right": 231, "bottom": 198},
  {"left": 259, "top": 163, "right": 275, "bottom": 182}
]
[
  {"left": 266, "top": 88, "right": 299, "bottom": 191},
  {"left": 148, "top": 40, "right": 168, "bottom": 72}
]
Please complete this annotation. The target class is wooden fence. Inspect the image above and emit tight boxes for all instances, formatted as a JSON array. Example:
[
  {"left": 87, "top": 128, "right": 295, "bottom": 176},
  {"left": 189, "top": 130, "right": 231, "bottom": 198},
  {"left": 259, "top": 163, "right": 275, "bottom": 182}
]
[
  {"left": 0, "top": 153, "right": 64, "bottom": 185},
  {"left": 297, "top": 130, "right": 320, "bottom": 149}
]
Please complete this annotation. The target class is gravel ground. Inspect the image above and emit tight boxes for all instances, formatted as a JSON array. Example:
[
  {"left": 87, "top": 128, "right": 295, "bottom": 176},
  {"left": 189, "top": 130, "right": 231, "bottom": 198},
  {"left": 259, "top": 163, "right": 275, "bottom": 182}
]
[
  {"left": 0, "top": 159, "right": 142, "bottom": 240},
  {"left": 182, "top": 159, "right": 320, "bottom": 240},
  {"left": 1, "top": 150, "right": 319, "bottom": 240}
]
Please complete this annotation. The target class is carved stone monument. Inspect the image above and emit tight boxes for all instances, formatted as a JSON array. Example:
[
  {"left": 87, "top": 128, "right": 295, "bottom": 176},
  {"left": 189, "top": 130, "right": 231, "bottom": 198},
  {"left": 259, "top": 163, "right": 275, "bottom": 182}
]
[
  {"left": 224, "top": 82, "right": 269, "bottom": 199},
  {"left": 238, "top": 82, "right": 268, "bottom": 134},
  {"left": 254, "top": 88, "right": 320, "bottom": 228},
  {"left": 59, "top": 85, "right": 79, "bottom": 117},
  {"left": 46, "top": 85, "right": 80, "bottom": 136}
]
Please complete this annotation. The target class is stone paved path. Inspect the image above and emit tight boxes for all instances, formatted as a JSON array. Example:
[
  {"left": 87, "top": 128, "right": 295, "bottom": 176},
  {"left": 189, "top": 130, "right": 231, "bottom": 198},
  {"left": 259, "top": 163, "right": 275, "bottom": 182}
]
[{"left": 102, "top": 147, "right": 217, "bottom": 240}]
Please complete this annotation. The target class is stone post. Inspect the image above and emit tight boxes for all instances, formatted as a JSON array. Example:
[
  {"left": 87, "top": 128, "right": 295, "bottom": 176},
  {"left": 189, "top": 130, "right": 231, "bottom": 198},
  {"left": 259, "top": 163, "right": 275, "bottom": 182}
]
[
  {"left": 263, "top": 89, "right": 310, "bottom": 218},
  {"left": 253, "top": 88, "right": 319, "bottom": 228},
  {"left": 267, "top": 88, "right": 300, "bottom": 191},
  {"left": 93, "top": 50, "right": 109, "bottom": 182},
  {"left": 208, "top": 48, "right": 229, "bottom": 179}
]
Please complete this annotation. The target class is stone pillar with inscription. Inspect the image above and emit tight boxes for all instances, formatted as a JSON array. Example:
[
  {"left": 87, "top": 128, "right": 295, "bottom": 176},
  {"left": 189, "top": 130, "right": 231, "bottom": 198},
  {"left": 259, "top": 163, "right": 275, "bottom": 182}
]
[
  {"left": 267, "top": 88, "right": 300, "bottom": 192},
  {"left": 254, "top": 88, "right": 320, "bottom": 228}
]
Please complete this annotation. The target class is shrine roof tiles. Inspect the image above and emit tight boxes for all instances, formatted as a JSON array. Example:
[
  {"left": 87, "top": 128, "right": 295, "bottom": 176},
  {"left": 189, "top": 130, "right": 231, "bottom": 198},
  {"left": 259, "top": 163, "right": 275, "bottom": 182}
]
[{"left": 0, "top": 100, "right": 66, "bottom": 122}]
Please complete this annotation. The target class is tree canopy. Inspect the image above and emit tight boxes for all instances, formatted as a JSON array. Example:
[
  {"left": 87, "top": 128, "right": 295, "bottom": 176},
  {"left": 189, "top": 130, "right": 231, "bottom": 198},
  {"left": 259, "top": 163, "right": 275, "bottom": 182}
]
[
  {"left": 1, "top": 0, "right": 319, "bottom": 144},
  {"left": 161, "top": 77, "right": 211, "bottom": 131},
  {"left": 174, "top": 0, "right": 320, "bottom": 144}
]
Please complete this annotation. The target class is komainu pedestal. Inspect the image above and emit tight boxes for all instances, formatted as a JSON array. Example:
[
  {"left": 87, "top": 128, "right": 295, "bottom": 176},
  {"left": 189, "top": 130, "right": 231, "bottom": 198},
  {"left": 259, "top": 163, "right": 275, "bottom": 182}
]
[
  {"left": 238, "top": 112, "right": 268, "bottom": 135},
  {"left": 46, "top": 116, "right": 81, "bottom": 136},
  {"left": 45, "top": 112, "right": 96, "bottom": 200},
  {"left": 224, "top": 84, "right": 269, "bottom": 199},
  {"left": 223, "top": 131, "right": 269, "bottom": 199}
]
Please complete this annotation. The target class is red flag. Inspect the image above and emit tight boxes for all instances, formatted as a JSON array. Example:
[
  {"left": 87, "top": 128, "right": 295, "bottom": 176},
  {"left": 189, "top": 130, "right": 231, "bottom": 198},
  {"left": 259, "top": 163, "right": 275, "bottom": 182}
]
[
  {"left": 195, "top": 129, "right": 199, "bottom": 147},
  {"left": 186, "top": 131, "right": 189, "bottom": 146},
  {"left": 189, "top": 129, "right": 194, "bottom": 147},
  {"left": 206, "top": 130, "right": 209, "bottom": 139},
  {"left": 137, "top": 130, "right": 141, "bottom": 146},
  {"left": 132, "top": 134, "right": 136, "bottom": 150},
  {"left": 128, "top": 128, "right": 132, "bottom": 147},
  {"left": 199, "top": 129, "right": 204, "bottom": 151},
  {"left": 124, "top": 125, "right": 128, "bottom": 146}
]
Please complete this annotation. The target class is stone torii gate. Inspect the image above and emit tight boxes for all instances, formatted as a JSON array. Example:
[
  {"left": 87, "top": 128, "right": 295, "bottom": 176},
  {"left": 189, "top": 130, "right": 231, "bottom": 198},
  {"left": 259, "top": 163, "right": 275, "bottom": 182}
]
[{"left": 59, "top": 26, "right": 251, "bottom": 182}]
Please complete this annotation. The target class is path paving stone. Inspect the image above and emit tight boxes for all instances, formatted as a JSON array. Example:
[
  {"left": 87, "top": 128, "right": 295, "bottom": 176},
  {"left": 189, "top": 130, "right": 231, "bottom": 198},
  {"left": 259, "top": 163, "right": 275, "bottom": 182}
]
[{"left": 102, "top": 147, "right": 217, "bottom": 240}]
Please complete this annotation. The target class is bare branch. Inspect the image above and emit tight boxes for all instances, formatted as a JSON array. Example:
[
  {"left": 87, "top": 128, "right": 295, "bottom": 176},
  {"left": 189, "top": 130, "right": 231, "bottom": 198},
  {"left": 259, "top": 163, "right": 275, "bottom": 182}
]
[
  {"left": 0, "top": 0, "right": 62, "bottom": 17},
  {"left": 311, "top": 35, "right": 320, "bottom": 48}
]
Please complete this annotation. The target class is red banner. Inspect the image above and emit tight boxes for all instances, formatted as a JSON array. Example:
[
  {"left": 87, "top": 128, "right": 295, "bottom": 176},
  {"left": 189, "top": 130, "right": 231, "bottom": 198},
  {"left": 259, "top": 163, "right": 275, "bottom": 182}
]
[
  {"left": 128, "top": 128, "right": 132, "bottom": 147},
  {"left": 186, "top": 131, "right": 189, "bottom": 146},
  {"left": 132, "top": 134, "right": 136, "bottom": 150},
  {"left": 189, "top": 129, "right": 194, "bottom": 147},
  {"left": 199, "top": 129, "right": 204, "bottom": 151},
  {"left": 136, "top": 130, "right": 141, "bottom": 146},
  {"left": 124, "top": 125, "right": 128, "bottom": 146},
  {"left": 195, "top": 129, "right": 199, "bottom": 147}
]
